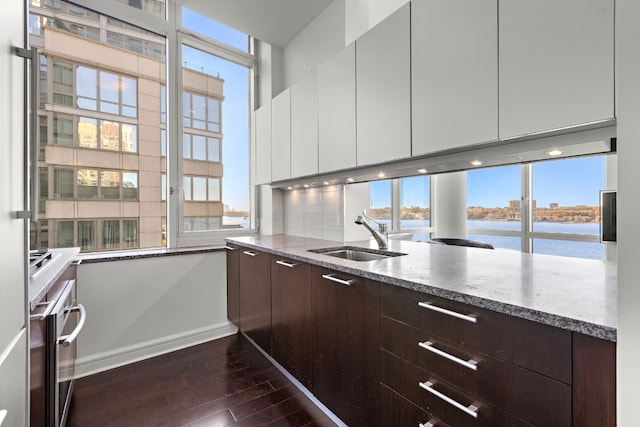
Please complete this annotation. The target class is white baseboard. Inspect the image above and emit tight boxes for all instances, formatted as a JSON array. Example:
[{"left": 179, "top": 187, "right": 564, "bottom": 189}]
[{"left": 74, "top": 321, "right": 238, "bottom": 378}]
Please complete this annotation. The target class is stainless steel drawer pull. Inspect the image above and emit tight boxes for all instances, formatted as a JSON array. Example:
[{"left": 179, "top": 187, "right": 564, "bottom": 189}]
[
  {"left": 419, "top": 341, "right": 478, "bottom": 371},
  {"left": 242, "top": 250, "right": 261, "bottom": 257},
  {"left": 321, "top": 273, "right": 354, "bottom": 286},
  {"left": 418, "top": 301, "right": 477, "bottom": 323},
  {"left": 58, "top": 304, "right": 87, "bottom": 347},
  {"left": 224, "top": 245, "right": 237, "bottom": 251},
  {"left": 276, "top": 260, "right": 299, "bottom": 268},
  {"left": 418, "top": 422, "right": 435, "bottom": 427},
  {"left": 419, "top": 381, "right": 479, "bottom": 418}
]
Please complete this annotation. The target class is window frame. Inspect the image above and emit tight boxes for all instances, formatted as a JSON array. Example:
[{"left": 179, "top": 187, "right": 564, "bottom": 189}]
[{"left": 62, "top": 0, "right": 258, "bottom": 250}]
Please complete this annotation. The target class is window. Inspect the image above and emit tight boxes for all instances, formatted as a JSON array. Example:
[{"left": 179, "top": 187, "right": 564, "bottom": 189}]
[
  {"left": 182, "top": 7, "right": 249, "bottom": 52},
  {"left": 466, "top": 156, "right": 609, "bottom": 259},
  {"left": 370, "top": 180, "right": 392, "bottom": 230},
  {"left": 29, "top": 0, "right": 254, "bottom": 252},
  {"left": 400, "top": 175, "right": 431, "bottom": 241}
]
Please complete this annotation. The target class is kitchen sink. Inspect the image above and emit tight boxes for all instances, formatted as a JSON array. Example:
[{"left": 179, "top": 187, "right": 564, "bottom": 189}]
[{"left": 308, "top": 246, "right": 407, "bottom": 262}]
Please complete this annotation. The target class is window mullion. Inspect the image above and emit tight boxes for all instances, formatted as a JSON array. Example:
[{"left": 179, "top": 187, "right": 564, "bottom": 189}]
[{"left": 521, "top": 164, "right": 532, "bottom": 253}]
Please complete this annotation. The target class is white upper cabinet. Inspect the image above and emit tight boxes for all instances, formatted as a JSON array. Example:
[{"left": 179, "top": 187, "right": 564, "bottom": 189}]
[
  {"left": 499, "top": 0, "right": 614, "bottom": 139},
  {"left": 271, "top": 88, "right": 291, "bottom": 182},
  {"left": 411, "top": 0, "right": 498, "bottom": 156},
  {"left": 318, "top": 42, "right": 357, "bottom": 173},
  {"left": 291, "top": 71, "right": 319, "bottom": 178},
  {"left": 356, "top": 3, "right": 411, "bottom": 166},
  {"left": 254, "top": 103, "right": 272, "bottom": 185}
]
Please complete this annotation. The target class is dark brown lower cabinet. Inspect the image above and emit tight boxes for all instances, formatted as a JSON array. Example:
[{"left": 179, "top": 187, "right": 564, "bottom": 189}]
[
  {"left": 225, "top": 244, "right": 240, "bottom": 327},
  {"left": 271, "top": 255, "right": 312, "bottom": 389},
  {"left": 238, "top": 247, "right": 272, "bottom": 353},
  {"left": 573, "top": 333, "right": 616, "bottom": 426},
  {"left": 311, "top": 266, "right": 380, "bottom": 427},
  {"left": 381, "top": 383, "right": 449, "bottom": 427}
]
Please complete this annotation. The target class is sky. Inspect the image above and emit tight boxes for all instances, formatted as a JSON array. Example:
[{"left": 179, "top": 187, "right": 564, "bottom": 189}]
[
  {"left": 182, "top": 8, "right": 251, "bottom": 212},
  {"left": 371, "top": 155, "right": 606, "bottom": 209}
]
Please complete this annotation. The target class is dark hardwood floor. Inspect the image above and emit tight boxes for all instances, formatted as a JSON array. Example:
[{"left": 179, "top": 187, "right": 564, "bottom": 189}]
[{"left": 67, "top": 334, "right": 338, "bottom": 426}]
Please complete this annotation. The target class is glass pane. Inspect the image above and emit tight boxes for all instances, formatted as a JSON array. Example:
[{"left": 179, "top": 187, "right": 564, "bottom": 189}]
[
  {"left": 183, "top": 177, "right": 192, "bottom": 201},
  {"left": 30, "top": 0, "right": 167, "bottom": 251},
  {"left": 78, "top": 221, "right": 96, "bottom": 251},
  {"left": 182, "top": 7, "right": 249, "bottom": 53},
  {"left": 467, "top": 165, "right": 521, "bottom": 231},
  {"left": 76, "top": 66, "right": 97, "bottom": 110},
  {"left": 531, "top": 156, "right": 603, "bottom": 235},
  {"left": 181, "top": 43, "right": 250, "bottom": 231},
  {"left": 77, "top": 169, "right": 98, "bottom": 199},
  {"left": 183, "top": 134, "right": 191, "bottom": 159},
  {"left": 532, "top": 238, "right": 604, "bottom": 260},
  {"left": 161, "top": 174, "right": 166, "bottom": 201},
  {"left": 161, "top": 129, "right": 166, "bottom": 156},
  {"left": 193, "top": 177, "right": 207, "bottom": 201},
  {"left": 123, "top": 220, "right": 138, "bottom": 248},
  {"left": 101, "top": 170, "right": 121, "bottom": 199},
  {"left": 400, "top": 176, "right": 430, "bottom": 229},
  {"left": 102, "top": 220, "right": 120, "bottom": 249},
  {"left": 208, "top": 137, "right": 220, "bottom": 162},
  {"left": 370, "top": 180, "right": 392, "bottom": 230},
  {"left": 56, "top": 221, "right": 74, "bottom": 247},
  {"left": 54, "top": 169, "right": 74, "bottom": 198},
  {"left": 208, "top": 178, "right": 220, "bottom": 201},
  {"left": 121, "top": 123, "right": 137, "bottom": 152},
  {"left": 160, "top": 85, "right": 166, "bottom": 123},
  {"left": 122, "top": 172, "right": 138, "bottom": 200},
  {"left": 192, "top": 135, "right": 206, "bottom": 160},
  {"left": 78, "top": 117, "right": 98, "bottom": 148},
  {"left": 100, "top": 121, "right": 120, "bottom": 150},
  {"left": 113, "top": 0, "right": 166, "bottom": 19},
  {"left": 54, "top": 114, "right": 73, "bottom": 146},
  {"left": 468, "top": 234, "right": 521, "bottom": 251}
]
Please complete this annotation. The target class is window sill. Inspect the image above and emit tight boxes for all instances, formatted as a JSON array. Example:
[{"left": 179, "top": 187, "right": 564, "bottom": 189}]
[{"left": 78, "top": 245, "right": 228, "bottom": 264}]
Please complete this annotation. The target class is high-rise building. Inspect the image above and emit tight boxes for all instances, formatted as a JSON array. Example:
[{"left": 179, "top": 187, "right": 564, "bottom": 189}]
[{"left": 28, "top": 0, "right": 224, "bottom": 251}]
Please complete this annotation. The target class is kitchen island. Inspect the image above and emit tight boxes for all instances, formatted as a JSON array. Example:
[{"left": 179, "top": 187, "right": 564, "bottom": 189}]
[
  {"left": 226, "top": 234, "right": 616, "bottom": 341},
  {"left": 226, "top": 234, "right": 616, "bottom": 426}
]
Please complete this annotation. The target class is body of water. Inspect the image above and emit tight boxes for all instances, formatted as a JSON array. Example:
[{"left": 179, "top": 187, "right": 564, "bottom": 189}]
[{"left": 387, "top": 219, "right": 606, "bottom": 260}]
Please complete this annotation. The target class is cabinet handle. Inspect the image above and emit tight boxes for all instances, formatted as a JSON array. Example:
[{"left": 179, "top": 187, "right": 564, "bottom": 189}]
[
  {"left": 242, "top": 250, "right": 261, "bottom": 257},
  {"left": 418, "top": 422, "right": 435, "bottom": 427},
  {"left": 321, "top": 273, "right": 354, "bottom": 286},
  {"left": 0, "top": 409, "right": 7, "bottom": 426},
  {"left": 418, "top": 341, "right": 478, "bottom": 371},
  {"left": 224, "top": 245, "right": 237, "bottom": 251},
  {"left": 58, "top": 304, "right": 86, "bottom": 347},
  {"left": 276, "top": 260, "right": 298, "bottom": 268},
  {"left": 418, "top": 301, "right": 477, "bottom": 323},
  {"left": 419, "top": 381, "right": 479, "bottom": 418}
]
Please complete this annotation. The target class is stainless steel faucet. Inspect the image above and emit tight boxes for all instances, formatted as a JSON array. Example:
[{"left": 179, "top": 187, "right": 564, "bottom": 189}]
[{"left": 354, "top": 210, "right": 388, "bottom": 250}]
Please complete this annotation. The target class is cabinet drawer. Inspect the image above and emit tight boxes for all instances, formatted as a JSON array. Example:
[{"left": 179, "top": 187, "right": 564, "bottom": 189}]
[
  {"left": 381, "top": 316, "right": 571, "bottom": 426},
  {"left": 380, "top": 284, "right": 571, "bottom": 383},
  {"left": 381, "top": 351, "right": 534, "bottom": 427},
  {"left": 381, "top": 383, "right": 449, "bottom": 427}
]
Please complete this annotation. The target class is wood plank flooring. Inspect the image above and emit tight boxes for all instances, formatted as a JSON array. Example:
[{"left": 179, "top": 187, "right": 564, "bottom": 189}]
[{"left": 67, "top": 334, "right": 338, "bottom": 426}]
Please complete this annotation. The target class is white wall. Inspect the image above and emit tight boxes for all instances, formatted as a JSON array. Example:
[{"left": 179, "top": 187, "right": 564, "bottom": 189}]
[
  {"left": 75, "top": 252, "right": 235, "bottom": 377},
  {"left": 282, "top": 0, "right": 346, "bottom": 89},
  {"left": 616, "top": 0, "right": 640, "bottom": 424}
]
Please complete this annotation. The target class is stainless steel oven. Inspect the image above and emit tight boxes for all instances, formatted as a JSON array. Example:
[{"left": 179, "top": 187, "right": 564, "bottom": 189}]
[{"left": 31, "top": 272, "right": 86, "bottom": 427}]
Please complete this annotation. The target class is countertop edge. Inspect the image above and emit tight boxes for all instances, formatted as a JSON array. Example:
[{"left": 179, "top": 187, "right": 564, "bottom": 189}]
[{"left": 227, "top": 237, "right": 617, "bottom": 342}]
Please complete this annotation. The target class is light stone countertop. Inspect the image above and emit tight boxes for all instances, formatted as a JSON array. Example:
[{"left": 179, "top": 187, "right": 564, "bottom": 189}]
[{"left": 226, "top": 234, "right": 617, "bottom": 342}]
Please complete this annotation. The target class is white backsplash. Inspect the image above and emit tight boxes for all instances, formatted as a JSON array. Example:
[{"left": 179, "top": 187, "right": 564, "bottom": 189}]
[{"left": 284, "top": 185, "right": 345, "bottom": 241}]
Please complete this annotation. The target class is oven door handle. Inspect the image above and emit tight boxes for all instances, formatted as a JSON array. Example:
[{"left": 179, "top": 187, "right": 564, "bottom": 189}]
[{"left": 58, "top": 304, "right": 86, "bottom": 347}]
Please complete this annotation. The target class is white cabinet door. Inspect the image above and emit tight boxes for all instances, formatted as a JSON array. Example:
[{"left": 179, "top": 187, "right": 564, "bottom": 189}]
[
  {"left": 318, "top": 43, "right": 357, "bottom": 173},
  {"left": 0, "top": 331, "right": 28, "bottom": 427},
  {"left": 254, "top": 103, "right": 272, "bottom": 185},
  {"left": 499, "top": 0, "right": 614, "bottom": 139},
  {"left": 271, "top": 89, "right": 291, "bottom": 182},
  {"left": 291, "top": 72, "right": 318, "bottom": 178},
  {"left": 412, "top": 0, "right": 498, "bottom": 156},
  {"left": 356, "top": 3, "right": 411, "bottom": 166}
]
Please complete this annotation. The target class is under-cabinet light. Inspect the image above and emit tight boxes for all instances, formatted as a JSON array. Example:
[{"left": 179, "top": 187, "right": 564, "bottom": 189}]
[
  {"left": 470, "top": 160, "right": 484, "bottom": 167},
  {"left": 546, "top": 149, "right": 565, "bottom": 157}
]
